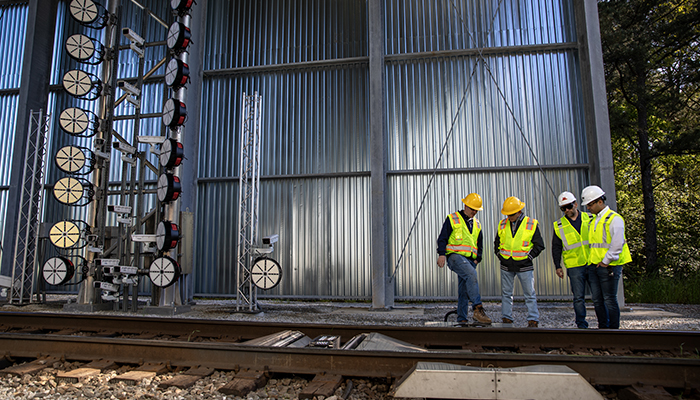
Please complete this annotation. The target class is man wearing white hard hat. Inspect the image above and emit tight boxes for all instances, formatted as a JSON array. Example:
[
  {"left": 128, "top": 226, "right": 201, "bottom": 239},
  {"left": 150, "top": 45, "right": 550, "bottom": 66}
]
[
  {"left": 552, "top": 191, "right": 592, "bottom": 329},
  {"left": 581, "top": 185, "right": 632, "bottom": 329}
]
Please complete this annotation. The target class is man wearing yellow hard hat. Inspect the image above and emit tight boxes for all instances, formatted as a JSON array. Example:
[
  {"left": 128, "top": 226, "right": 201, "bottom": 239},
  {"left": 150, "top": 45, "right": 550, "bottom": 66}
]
[
  {"left": 494, "top": 196, "right": 545, "bottom": 327},
  {"left": 436, "top": 193, "right": 492, "bottom": 325}
]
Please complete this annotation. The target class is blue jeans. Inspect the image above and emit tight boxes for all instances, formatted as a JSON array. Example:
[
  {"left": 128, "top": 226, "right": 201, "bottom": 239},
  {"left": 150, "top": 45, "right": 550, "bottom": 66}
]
[
  {"left": 567, "top": 265, "right": 589, "bottom": 329},
  {"left": 501, "top": 270, "right": 539, "bottom": 322},
  {"left": 588, "top": 264, "right": 623, "bottom": 329},
  {"left": 447, "top": 254, "right": 482, "bottom": 321}
]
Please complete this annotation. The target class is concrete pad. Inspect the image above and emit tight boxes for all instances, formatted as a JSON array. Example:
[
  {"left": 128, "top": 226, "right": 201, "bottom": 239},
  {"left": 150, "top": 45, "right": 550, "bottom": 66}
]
[
  {"left": 623, "top": 307, "right": 682, "bottom": 317},
  {"left": 331, "top": 306, "right": 424, "bottom": 315}
]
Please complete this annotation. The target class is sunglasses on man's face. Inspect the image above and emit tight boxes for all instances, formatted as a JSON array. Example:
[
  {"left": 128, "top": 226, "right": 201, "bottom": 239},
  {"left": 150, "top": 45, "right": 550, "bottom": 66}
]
[{"left": 559, "top": 203, "right": 575, "bottom": 212}]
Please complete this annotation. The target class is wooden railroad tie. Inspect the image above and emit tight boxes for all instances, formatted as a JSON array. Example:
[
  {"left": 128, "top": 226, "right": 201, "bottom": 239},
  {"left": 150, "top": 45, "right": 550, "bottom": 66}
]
[
  {"left": 159, "top": 366, "right": 215, "bottom": 389},
  {"left": 299, "top": 373, "right": 343, "bottom": 399},
  {"left": 218, "top": 370, "right": 268, "bottom": 396},
  {"left": 0, "top": 356, "right": 60, "bottom": 376},
  {"left": 109, "top": 362, "right": 168, "bottom": 385}
]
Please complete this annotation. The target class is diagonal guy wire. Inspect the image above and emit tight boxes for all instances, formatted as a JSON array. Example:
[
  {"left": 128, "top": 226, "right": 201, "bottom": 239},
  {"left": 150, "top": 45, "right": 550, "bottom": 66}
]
[{"left": 392, "top": 0, "right": 556, "bottom": 280}]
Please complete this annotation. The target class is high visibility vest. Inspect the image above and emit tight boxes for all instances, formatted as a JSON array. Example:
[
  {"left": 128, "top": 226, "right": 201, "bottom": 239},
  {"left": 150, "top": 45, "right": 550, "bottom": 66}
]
[
  {"left": 498, "top": 216, "right": 538, "bottom": 260},
  {"left": 446, "top": 212, "right": 481, "bottom": 258},
  {"left": 588, "top": 208, "right": 632, "bottom": 265},
  {"left": 553, "top": 212, "right": 591, "bottom": 268}
]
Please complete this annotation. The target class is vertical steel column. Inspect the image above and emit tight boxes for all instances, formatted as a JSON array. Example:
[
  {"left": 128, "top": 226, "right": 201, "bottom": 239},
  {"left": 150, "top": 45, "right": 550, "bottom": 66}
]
[
  {"left": 9, "top": 110, "right": 50, "bottom": 304},
  {"left": 575, "top": 0, "right": 624, "bottom": 307},
  {"left": 179, "top": 0, "right": 207, "bottom": 305},
  {"left": 575, "top": 0, "right": 616, "bottom": 202},
  {"left": 157, "top": 11, "right": 190, "bottom": 308},
  {"left": 1, "top": 0, "right": 58, "bottom": 283},
  {"left": 369, "top": 0, "right": 392, "bottom": 309},
  {"left": 77, "top": 0, "right": 120, "bottom": 306},
  {"left": 236, "top": 93, "right": 263, "bottom": 312}
]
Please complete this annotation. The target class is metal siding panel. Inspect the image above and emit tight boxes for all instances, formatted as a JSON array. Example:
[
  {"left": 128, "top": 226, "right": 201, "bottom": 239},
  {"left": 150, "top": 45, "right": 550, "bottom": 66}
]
[
  {"left": 200, "top": 67, "right": 369, "bottom": 178},
  {"left": 194, "top": 177, "right": 371, "bottom": 298},
  {"left": 0, "top": 95, "right": 19, "bottom": 186},
  {"left": 0, "top": 3, "right": 27, "bottom": 89},
  {"left": 386, "top": 52, "right": 585, "bottom": 173},
  {"left": 385, "top": 0, "right": 576, "bottom": 54},
  {"left": 390, "top": 168, "right": 587, "bottom": 299},
  {"left": 204, "top": 0, "right": 368, "bottom": 70}
]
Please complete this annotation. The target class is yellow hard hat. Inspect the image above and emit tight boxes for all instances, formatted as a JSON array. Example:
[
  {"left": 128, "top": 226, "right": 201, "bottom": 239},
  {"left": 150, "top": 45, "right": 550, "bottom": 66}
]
[
  {"left": 501, "top": 196, "right": 525, "bottom": 215},
  {"left": 461, "top": 193, "right": 483, "bottom": 210}
]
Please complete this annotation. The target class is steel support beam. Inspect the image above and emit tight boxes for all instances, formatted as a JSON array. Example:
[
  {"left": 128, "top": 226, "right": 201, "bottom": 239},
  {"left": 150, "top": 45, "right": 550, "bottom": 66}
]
[
  {"left": 575, "top": 0, "right": 616, "bottom": 205},
  {"left": 179, "top": 0, "right": 207, "bottom": 305},
  {"left": 369, "top": 0, "right": 391, "bottom": 309},
  {"left": 575, "top": 0, "right": 625, "bottom": 307},
  {"left": 1, "top": 0, "right": 58, "bottom": 281}
]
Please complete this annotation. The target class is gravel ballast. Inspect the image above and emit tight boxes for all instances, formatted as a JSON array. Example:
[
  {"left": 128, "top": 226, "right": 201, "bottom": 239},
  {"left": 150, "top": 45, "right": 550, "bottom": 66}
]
[{"left": 1, "top": 298, "right": 699, "bottom": 399}]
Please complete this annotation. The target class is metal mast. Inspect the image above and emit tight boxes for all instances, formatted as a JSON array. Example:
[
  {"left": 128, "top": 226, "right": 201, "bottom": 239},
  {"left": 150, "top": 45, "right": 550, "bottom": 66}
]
[
  {"left": 9, "top": 110, "right": 50, "bottom": 304},
  {"left": 236, "top": 93, "right": 263, "bottom": 312}
]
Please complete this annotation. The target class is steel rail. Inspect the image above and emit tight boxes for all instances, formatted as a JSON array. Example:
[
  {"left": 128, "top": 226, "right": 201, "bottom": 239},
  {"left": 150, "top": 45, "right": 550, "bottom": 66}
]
[
  {"left": 0, "top": 333, "right": 698, "bottom": 390},
  {"left": 1, "top": 312, "right": 699, "bottom": 356}
]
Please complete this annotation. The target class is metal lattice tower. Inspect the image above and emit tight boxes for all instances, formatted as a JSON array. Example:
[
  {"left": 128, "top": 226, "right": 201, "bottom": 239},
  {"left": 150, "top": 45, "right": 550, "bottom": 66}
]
[
  {"left": 10, "top": 110, "right": 50, "bottom": 304},
  {"left": 236, "top": 92, "right": 263, "bottom": 312}
]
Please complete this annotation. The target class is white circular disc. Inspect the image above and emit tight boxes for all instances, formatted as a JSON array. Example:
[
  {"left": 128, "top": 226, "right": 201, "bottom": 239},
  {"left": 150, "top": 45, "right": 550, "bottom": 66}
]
[
  {"left": 53, "top": 177, "right": 83, "bottom": 205},
  {"left": 43, "top": 257, "right": 71, "bottom": 285},
  {"left": 149, "top": 257, "right": 179, "bottom": 287},
  {"left": 66, "top": 34, "right": 95, "bottom": 61},
  {"left": 167, "top": 23, "right": 181, "bottom": 49},
  {"left": 63, "top": 70, "right": 92, "bottom": 97},
  {"left": 251, "top": 258, "right": 282, "bottom": 290},
  {"left": 69, "top": 0, "right": 98, "bottom": 23},
  {"left": 162, "top": 99, "right": 175, "bottom": 126},
  {"left": 59, "top": 107, "right": 90, "bottom": 135},
  {"left": 55, "top": 145, "right": 86, "bottom": 173},
  {"left": 157, "top": 174, "right": 169, "bottom": 202},
  {"left": 165, "top": 58, "right": 180, "bottom": 86},
  {"left": 49, "top": 220, "right": 81, "bottom": 249},
  {"left": 159, "top": 139, "right": 173, "bottom": 167},
  {"left": 156, "top": 221, "right": 166, "bottom": 250}
]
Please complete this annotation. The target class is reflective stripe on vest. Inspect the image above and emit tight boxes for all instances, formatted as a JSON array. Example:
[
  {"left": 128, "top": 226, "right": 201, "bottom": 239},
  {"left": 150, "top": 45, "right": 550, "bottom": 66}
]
[
  {"left": 588, "top": 208, "right": 632, "bottom": 265},
  {"left": 446, "top": 212, "right": 480, "bottom": 258},
  {"left": 553, "top": 212, "right": 591, "bottom": 268},
  {"left": 497, "top": 216, "right": 538, "bottom": 260}
]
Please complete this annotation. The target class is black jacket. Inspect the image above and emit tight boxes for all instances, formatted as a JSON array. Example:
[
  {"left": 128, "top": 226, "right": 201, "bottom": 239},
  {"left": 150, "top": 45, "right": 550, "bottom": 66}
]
[
  {"left": 493, "top": 213, "right": 545, "bottom": 272},
  {"left": 436, "top": 210, "right": 483, "bottom": 264}
]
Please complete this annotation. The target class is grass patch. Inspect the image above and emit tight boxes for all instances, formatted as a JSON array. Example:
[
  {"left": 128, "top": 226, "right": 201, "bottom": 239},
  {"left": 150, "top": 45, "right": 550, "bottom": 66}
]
[{"left": 625, "top": 274, "right": 700, "bottom": 304}]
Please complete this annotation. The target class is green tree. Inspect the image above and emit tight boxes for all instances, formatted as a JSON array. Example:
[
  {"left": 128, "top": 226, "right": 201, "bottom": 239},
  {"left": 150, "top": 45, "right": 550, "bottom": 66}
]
[{"left": 599, "top": 0, "right": 700, "bottom": 277}]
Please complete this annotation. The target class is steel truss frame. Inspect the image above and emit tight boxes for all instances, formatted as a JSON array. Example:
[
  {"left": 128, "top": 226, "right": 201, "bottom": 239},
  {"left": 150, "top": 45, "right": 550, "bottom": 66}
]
[
  {"left": 236, "top": 92, "right": 263, "bottom": 312},
  {"left": 10, "top": 110, "right": 50, "bottom": 304}
]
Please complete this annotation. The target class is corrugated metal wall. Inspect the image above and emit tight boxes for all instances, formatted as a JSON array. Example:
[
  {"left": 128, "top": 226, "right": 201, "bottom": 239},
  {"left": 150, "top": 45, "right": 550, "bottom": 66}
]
[
  {"left": 194, "top": 0, "right": 588, "bottom": 300},
  {"left": 0, "top": 3, "right": 27, "bottom": 274},
  {"left": 18, "top": 0, "right": 594, "bottom": 300},
  {"left": 385, "top": 0, "right": 585, "bottom": 299}
]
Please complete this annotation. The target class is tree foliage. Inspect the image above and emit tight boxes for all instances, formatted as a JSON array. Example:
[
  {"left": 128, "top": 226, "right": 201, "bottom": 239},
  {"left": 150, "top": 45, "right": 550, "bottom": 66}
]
[{"left": 599, "top": 0, "right": 700, "bottom": 280}]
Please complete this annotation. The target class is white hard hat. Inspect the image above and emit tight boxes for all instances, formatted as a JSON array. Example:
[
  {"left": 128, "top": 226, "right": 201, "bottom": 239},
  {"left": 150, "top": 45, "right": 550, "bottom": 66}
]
[
  {"left": 581, "top": 185, "right": 605, "bottom": 205},
  {"left": 557, "top": 191, "right": 576, "bottom": 207}
]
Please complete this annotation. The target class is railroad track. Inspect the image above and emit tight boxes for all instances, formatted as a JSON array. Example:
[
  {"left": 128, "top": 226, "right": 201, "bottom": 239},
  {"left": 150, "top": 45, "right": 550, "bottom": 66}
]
[{"left": 1, "top": 312, "right": 699, "bottom": 394}]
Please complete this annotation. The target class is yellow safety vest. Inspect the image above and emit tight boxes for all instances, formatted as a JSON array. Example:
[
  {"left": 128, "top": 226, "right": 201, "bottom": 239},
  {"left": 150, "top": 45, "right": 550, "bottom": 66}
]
[
  {"left": 498, "top": 216, "right": 538, "bottom": 260},
  {"left": 553, "top": 212, "right": 591, "bottom": 268},
  {"left": 588, "top": 208, "right": 632, "bottom": 265},
  {"left": 446, "top": 212, "right": 481, "bottom": 258}
]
